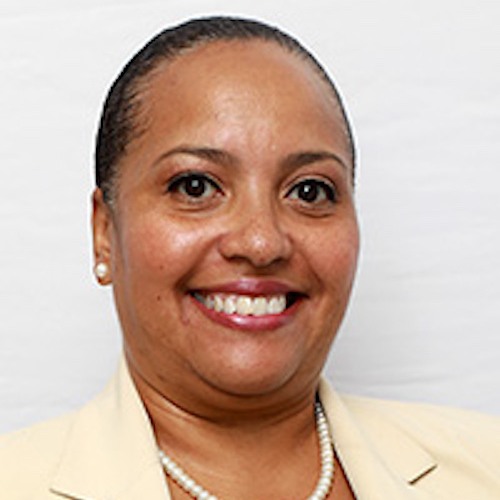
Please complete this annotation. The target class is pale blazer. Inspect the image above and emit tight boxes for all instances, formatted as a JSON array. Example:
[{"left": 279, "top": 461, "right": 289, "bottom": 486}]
[{"left": 2, "top": 357, "right": 500, "bottom": 499}]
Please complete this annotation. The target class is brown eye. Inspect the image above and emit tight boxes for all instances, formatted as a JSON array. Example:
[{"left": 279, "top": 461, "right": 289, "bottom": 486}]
[
  {"left": 287, "top": 179, "right": 337, "bottom": 204},
  {"left": 167, "top": 173, "right": 220, "bottom": 199}
]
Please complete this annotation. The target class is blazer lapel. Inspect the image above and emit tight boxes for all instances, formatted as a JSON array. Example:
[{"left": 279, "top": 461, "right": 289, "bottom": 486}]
[
  {"left": 48, "top": 361, "right": 439, "bottom": 500},
  {"left": 50, "top": 358, "right": 171, "bottom": 500},
  {"left": 319, "top": 380, "right": 437, "bottom": 500}
]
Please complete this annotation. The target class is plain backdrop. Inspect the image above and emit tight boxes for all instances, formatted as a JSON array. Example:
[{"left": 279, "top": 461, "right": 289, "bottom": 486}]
[{"left": 1, "top": 0, "right": 499, "bottom": 433}]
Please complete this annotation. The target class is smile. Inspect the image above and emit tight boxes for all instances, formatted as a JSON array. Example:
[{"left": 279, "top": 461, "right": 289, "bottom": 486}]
[{"left": 192, "top": 292, "right": 300, "bottom": 317}]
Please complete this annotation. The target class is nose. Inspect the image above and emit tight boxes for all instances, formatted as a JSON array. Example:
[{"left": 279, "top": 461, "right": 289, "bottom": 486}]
[{"left": 217, "top": 201, "right": 293, "bottom": 268}]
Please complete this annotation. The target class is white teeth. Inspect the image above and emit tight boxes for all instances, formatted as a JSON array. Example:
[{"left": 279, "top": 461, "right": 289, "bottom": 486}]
[
  {"left": 223, "top": 296, "right": 237, "bottom": 314},
  {"left": 236, "top": 296, "right": 253, "bottom": 315},
  {"left": 214, "top": 295, "right": 224, "bottom": 312},
  {"left": 280, "top": 295, "right": 287, "bottom": 310},
  {"left": 199, "top": 293, "right": 289, "bottom": 316},
  {"left": 205, "top": 295, "right": 214, "bottom": 309},
  {"left": 253, "top": 297, "right": 268, "bottom": 316},
  {"left": 268, "top": 296, "right": 286, "bottom": 314}
]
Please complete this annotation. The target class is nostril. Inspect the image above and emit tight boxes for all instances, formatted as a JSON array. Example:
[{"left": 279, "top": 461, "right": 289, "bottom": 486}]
[{"left": 217, "top": 217, "right": 293, "bottom": 268}]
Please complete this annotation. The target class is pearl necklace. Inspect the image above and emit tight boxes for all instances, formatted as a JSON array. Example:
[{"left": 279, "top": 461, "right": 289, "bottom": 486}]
[{"left": 158, "top": 401, "right": 334, "bottom": 500}]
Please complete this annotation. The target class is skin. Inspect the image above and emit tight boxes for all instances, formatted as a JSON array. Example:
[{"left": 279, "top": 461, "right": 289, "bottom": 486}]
[{"left": 93, "top": 40, "right": 359, "bottom": 499}]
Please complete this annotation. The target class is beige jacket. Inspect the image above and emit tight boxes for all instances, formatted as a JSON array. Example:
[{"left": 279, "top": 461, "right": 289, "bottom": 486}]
[{"left": 1, "top": 357, "right": 500, "bottom": 499}]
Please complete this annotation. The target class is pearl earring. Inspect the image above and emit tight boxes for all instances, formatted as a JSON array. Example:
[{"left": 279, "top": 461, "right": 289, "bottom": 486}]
[{"left": 94, "top": 262, "right": 109, "bottom": 280}]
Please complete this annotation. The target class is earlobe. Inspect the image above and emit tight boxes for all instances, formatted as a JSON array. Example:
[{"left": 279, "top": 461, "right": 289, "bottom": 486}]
[{"left": 92, "top": 188, "right": 113, "bottom": 285}]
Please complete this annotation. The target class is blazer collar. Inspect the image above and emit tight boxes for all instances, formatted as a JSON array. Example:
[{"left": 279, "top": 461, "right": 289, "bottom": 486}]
[
  {"left": 319, "top": 380, "right": 437, "bottom": 499},
  {"left": 50, "top": 357, "right": 170, "bottom": 500}
]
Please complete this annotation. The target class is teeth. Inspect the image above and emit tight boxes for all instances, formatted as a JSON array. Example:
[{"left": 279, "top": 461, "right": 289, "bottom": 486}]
[
  {"left": 236, "top": 296, "right": 253, "bottom": 315},
  {"left": 198, "top": 293, "right": 289, "bottom": 316},
  {"left": 268, "top": 297, "right": 286, "bottom": 314},
  {"left": 214, "top": 295, "right": 224, "bottom": 312},
  {"left": 253, "top": 297, "right": 268, "bottom": 316},
  {"left": 205, "top": 295, "right": 214, "bottom": 309},
  {"left": 223, "top": 296, "right": 237, "bottom": 314}
]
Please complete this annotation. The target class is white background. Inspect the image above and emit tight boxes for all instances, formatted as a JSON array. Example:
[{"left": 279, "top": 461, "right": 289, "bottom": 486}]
[{"left": 1, "top": 0, "right": 499, "bottom": 433}]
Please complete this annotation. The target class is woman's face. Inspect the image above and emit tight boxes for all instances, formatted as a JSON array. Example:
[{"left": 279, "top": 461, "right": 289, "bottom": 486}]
[{"left": 94, "top": 40, "right": 359, "bottom": 409}]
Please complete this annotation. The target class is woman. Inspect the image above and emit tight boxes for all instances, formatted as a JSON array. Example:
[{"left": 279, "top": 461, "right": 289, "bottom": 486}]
[{"left": 1, "top": 16, "right": 499, "bottom": 500}]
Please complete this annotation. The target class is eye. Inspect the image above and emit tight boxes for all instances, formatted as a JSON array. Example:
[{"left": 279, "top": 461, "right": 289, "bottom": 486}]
[
  {"left": 286, "top": 178, "right": 337, "bottom": 205},
  {"left": 167, "top": 172, "right": 220, "bottom": 200}
]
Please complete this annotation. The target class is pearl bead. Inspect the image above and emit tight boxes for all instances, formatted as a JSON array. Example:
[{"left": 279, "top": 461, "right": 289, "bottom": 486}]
[
  {"left": 191, "top": 484, "right": 203, "bottom": 496},
  {"left": 159, "top": 400, "right": 334, "bottom": 500},
  {"left": 94, "top": 262, "right": 108, "bottom": 280}
]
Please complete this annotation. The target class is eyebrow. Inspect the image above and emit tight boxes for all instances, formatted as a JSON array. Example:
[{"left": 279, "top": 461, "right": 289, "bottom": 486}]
[
  {"left": 282, "top": 151, "right": 348, "bottom": 171},
  {"left": 154, "top": 146, "right": 238, "bottom": 168},
  {"left": 154, "top": 146, "right": 348, "bottom": 171}
]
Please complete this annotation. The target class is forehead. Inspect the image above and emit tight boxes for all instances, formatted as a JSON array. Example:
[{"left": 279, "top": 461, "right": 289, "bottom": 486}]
[
  {"left": 130, "top": 39, "right": 350, "bottom": 166},
  {"left": 142, "top": 39, "right": 341, "bottom": 118},
  {"left": 150, "top": 38, "right": 323, "bottom": 80},
  {"left": 161, "top": 39, "right": 325, "bottom": 86}
]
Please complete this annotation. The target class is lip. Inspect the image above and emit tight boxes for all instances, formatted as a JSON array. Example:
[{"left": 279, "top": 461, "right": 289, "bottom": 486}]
[
  {"left": 188, "top": 279, "right": 306, "bottom": 332},
  {"left": 196, "top": 279, "right": 299, "bottom": 296}
]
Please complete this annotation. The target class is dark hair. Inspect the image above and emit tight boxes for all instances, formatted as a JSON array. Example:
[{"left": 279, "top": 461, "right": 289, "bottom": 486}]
[{"left": 95, "top": 16, "right": 356, "bottom": 202}]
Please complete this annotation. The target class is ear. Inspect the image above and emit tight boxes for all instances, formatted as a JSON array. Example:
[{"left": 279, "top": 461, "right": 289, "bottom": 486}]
[{"left": 92, "top": 188, "right": 113, "bottom": 285}]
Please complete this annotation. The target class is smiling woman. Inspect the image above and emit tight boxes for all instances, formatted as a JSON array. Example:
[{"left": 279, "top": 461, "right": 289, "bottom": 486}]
[
  {"left": 1, "top": 15, "right": 500, "bottom": 500},
  {"left": 95, "top": 35, "right": 359, "bottom": 409}
]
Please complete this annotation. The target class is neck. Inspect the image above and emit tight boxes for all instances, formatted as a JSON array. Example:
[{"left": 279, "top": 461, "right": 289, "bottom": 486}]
[{"left": 130, "top": 366, "right": 323, "bottom": 499}]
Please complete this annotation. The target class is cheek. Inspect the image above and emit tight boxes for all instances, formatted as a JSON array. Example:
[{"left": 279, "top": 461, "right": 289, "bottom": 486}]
[
  {"left": 114, "top": 214, "right": 214, "bottom": 291},
  {"left": 303, "top": 221, "right": 359, "bottom": 291},
  {"left": 307, "top": 222, "right": 359, "bottom": 268}
]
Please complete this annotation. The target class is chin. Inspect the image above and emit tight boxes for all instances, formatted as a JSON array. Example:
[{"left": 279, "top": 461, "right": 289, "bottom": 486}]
[
  {"left": 183, "top": 321, "right": 318, "bottom": 400},
  {"left": 193, "top": 354, "right": 302, "bottom": 398},
  {"left": 206, "top": 377, "right": 292, "bottom": 399}
]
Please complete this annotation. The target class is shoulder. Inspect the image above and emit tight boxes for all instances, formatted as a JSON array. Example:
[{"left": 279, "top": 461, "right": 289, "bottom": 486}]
[
  {"left": 0, "top": 411, "right": 76, "bottom": 497},
  {"left": 340, "top": 393, "right": 500, "bottom": 469},
  {"left": 341, "top": 393, "right": 500, "bottom": 436},
  {"left": 320, "top": 384, "right": 500, "bottom": 497}
]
